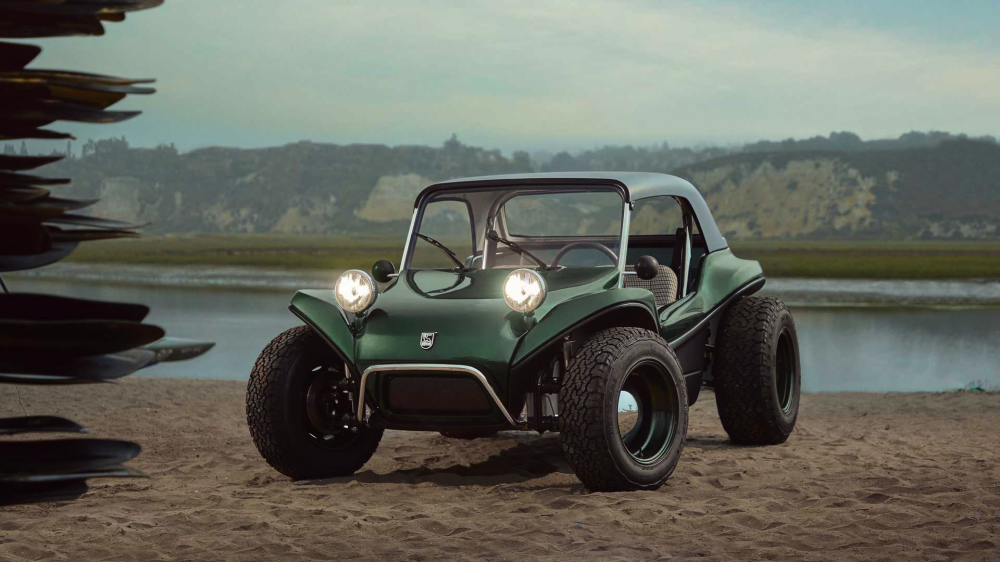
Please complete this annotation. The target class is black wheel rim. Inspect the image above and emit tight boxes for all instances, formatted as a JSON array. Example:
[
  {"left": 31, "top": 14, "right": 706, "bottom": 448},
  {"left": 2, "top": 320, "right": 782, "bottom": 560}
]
[
  {"left": 617, "top": 360, "right": 679, "bottom": 465},
  {"left": 301, "top": 364, "right": 360, "bottom": 451},
  {"left": 775, "top": 328, "right": 796, "bottom": 413}
]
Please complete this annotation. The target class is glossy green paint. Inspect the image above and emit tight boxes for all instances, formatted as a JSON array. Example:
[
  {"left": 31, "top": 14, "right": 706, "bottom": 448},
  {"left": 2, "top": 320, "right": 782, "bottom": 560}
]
[
  {"left": 288, "top": 266, "right": 656, "bottom": 405},
  {"left": 510, "top": 288, "right": 656, "bottom": 366},
  {"left": 659, "top": 249, "right": 764, "bottom": 343},
  {"left": 358, "top": 267, "right": 631, "bottom": 401},
  {"left": 281, "top": 174, "right": 769, "bottom": 429},
  {"left": 289, "top": 250, "right": 760, "bottom": 396},
  {"left": 288, "top": 248, "right": 760, "bottom": 423},
  {"left": 289, "top": 290, "right": 356, "bottom": 366}
]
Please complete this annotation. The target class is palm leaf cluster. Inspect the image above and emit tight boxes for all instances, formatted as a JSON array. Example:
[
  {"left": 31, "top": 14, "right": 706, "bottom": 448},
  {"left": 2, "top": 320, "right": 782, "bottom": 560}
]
[{"left": 0, "top": 0, "right": 213, "bottom": 505}]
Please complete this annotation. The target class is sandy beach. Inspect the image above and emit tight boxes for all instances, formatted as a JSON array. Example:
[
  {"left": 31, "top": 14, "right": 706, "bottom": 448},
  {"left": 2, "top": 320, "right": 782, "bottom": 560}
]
[{"left": 1, "top": 379, "right": 997, "bottom": 561}]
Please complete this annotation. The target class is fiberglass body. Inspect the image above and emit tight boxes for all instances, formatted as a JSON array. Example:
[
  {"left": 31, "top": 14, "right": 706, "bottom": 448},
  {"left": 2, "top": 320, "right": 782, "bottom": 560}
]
[{"left": 289, "top": 173, "right": 764, "bottom": 432}]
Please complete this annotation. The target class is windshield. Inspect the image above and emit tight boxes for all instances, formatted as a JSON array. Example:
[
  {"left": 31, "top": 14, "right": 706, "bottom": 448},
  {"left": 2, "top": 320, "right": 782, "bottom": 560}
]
[{"left": 407, "top": 186, "right": 625, "bottom": 270}]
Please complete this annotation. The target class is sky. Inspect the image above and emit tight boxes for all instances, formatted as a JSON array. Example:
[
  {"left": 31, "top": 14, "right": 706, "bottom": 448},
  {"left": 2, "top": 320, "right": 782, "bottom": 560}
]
[{"left": 25, "top": 0, "right": 1000, "bottom": 154}]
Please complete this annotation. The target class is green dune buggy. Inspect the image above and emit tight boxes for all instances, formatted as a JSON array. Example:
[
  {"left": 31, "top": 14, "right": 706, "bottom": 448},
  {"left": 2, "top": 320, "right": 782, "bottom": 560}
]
[{"left": 247, "top": 172, "right": 801, "bottom": 492}]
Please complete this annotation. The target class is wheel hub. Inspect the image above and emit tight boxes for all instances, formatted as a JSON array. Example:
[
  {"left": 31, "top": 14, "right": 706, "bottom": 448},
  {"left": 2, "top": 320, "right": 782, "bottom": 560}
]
[
  {"left": 775, "top": 328, "right": 795, "bottom": 413},
  {"left": 305, "top": 369, "right": 354, "bottom": 436},
  {"left": 617, "top": 360, "right": 679, "bottom": 465}
]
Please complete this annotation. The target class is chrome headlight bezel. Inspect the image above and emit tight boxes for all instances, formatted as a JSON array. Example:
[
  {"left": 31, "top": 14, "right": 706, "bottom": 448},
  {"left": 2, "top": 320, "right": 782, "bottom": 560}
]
[
  {"left": 502, "top": 268, "right": 547, "bottom": 314},
  {"left": 334, "top": 269, "right": 379, "bottom": 313}
]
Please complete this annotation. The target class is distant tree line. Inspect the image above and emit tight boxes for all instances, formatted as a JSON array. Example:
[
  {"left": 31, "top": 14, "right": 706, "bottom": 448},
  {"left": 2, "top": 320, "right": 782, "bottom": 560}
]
[
  {"left": 4, "top": 139, "right": 75, "bottom": 157},
  {"left": 541, "top": 142, "right": 732, "bottom": 174},
  {"left": 742, "top": 130, "right": 998, "bottom": 153},
  {"left": 17, "top": 130, "right": 998, "bottom": 168}
]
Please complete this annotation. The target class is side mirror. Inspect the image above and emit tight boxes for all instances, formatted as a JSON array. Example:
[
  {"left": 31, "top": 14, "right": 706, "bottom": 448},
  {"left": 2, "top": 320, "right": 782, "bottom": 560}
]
[
  {"left": 371, "top": 260, "right": 396, "bottom": 283},
  {"left": 634, "top": 255, "right": 659, "bottom": 281}
]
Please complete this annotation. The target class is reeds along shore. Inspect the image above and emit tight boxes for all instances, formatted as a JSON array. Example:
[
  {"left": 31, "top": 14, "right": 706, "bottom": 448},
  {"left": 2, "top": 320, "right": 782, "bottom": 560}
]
[{"left": 63, "top": 235, "right": 1000, "bottom": 280}]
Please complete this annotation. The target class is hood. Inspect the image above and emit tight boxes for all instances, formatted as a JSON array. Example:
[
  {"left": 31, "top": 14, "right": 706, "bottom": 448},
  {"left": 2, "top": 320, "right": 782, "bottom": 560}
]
[{"left": 354, "top": 267, "right": 619, "bottom": 370}]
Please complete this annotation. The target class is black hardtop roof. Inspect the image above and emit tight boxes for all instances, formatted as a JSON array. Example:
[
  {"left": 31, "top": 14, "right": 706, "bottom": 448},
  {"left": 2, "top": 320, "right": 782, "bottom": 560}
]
[{"left": 419, "top": 172, "right": 727, "bottom": 251}]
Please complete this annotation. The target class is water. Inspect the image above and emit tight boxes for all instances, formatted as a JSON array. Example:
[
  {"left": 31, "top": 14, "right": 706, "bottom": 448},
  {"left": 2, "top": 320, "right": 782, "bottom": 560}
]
[
  {"left": 19, "top": 264, "right": 1000, "bottom": 306},
  {"left": 10, "top": 277, "right": 1000, "bottom": 393},
  {"left": 763, "top": 277, "right": 1000, "bottom": 307},
  {"left": 15, "top": 279, "right": 301, "bottom": 383},
  {"left": 792, "top": 306, "right": 1000, "bottom": 392}
]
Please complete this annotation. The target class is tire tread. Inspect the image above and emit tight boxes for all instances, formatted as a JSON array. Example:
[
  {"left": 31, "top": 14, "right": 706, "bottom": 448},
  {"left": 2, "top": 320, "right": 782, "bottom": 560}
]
[
  {"left": 246, "top": 326, "right": 382, "bottom": 479},
  {"left": 559, "top": 327, "right": 687, "bottom": 492},
  {"left": 714, "top": 296, "right": 794, "bottom": 445}
]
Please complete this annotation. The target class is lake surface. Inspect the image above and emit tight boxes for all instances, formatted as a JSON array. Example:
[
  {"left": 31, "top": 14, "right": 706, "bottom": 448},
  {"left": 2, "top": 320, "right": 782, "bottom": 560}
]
[{"left": 13, "top": 277, "right": 1000, "bottom": 393}]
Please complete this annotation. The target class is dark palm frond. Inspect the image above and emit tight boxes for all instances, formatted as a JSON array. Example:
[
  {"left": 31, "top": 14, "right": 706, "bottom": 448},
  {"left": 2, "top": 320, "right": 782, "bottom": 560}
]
[
  {"left": 0, "top": 374, "right": 123, "bottom": 384},
  {"left": 0, "top": 99, "right": 141, "bottom": 127},
  {"left": 47, "top": 227, "right": 141, "bottom": 242},
  {"left": 0, "top": 39, "right": 153, "bottom": 275},
  {"left": 0, "top": 222, "right": 50, "bottom": 255},
  {"left": 0, "top": 464, "right": 146, "bottom": 485},
  {"left": 0, "top": 480, "right": 89, "bottom": 506},
  {"left": 0, "top": 186, "right": 50, "bottom": 202},
  {"left": 0, "top": 319, "right": 165, "bottom": 359},
  {"left": 44, "top": 214, "right": 151, "bottom": 230},
  {"left": 0, "top": 415, "right": 86, "bottom": 435},
  {"left": 0, "top": 6, "right": 159, "bottom": 276},
  {"left": 0, "top": 0, "right": 213, "bottom": 508},
  {"left": 0, "top": 218, "right": 139, "bottom": 271},
  {"left": 0, "top": 348, "right": 156, "bottom": 383},
  {"left": 0, "top": 293, "right": 149, "bottom": 322},
  {"left": 0, "top": 171, "right": 71, "bottom": 185},
  {"left": 0, "top": 240, "right": 78, "bottom": 272},
  {"left": 0, "top": 41, "right": 41, "bottom": 71},
  {"left": 0, "top": 438, "right": 141, "bottom": 474},
  {"left": 0, "top": 127, "right": 73, "bottom": 140},
  {"left": 0, "top": 12, "right": 106, "bottom": 38},
  {"left": 0, "top": 465, "right": 146, "bottom": 505},
  {"left": 1, "top": 196, "right": 98, "bottom": 219},
  {"left": 142, "top": 337, "right": 216, "bottom": 365},
  {"left": 0, "top": 154, "right": 63, "bottom": 171},
  {"left": 2, "top": 0, "right": 165, "bottom": 17},
  {"left": 1, "top": 69, "right": 155, "bottom": 88},
  {"left": 0, "top": 465, "right": 144, "bottom": 484},
  {"left": 0, "top": 0, "right": 164, "bottom": 38}
]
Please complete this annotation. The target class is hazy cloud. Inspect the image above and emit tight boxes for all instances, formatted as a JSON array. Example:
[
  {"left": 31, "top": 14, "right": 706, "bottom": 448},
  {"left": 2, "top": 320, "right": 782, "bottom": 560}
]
[{"left": 31, "top": 0, "right": 1000, "bottom": 152}]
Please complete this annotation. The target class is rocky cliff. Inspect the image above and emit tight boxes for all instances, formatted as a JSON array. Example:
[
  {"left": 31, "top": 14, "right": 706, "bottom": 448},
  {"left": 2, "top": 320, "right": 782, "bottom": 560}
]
[{"left": 673, "top": 140, "right": 1000, "bottom": 239}]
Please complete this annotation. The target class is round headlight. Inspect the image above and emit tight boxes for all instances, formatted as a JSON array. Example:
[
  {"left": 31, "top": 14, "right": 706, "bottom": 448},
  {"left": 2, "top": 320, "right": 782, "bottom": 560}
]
[
  {"left": 503, "top": 269, "right": 546, "bottom": 313},
  {"left": 334, "top": 269, "right": 378, "bottom": 313}
]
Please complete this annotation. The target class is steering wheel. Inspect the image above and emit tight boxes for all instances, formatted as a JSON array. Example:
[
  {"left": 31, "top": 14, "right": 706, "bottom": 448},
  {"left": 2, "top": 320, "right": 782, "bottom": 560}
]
[{"left": 551, "top": 242, "right": 618, "bottom": 267}]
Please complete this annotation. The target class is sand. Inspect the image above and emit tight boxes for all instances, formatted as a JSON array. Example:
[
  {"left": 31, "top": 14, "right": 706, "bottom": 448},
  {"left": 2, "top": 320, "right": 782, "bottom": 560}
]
[{"left": 0, "top": 379, "right": 997, "bottom": 561}]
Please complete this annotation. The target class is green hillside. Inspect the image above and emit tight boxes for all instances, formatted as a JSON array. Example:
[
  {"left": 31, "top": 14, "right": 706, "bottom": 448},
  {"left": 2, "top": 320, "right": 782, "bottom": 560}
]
[
  {"left": 36, "top": 133, "right": 1000, "bottom": 240},
  {"left": 45, "top": 136, "right": 532, "bottom": 236}
]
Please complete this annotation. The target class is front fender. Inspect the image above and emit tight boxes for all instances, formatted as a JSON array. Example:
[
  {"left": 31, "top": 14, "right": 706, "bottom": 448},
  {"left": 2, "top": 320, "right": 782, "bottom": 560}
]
[
  {"left": 289, "top": 290, "right": 356, "bottom": 371},
  {"left": 511, "top": 288, "right": 657, "bottom": 367}
]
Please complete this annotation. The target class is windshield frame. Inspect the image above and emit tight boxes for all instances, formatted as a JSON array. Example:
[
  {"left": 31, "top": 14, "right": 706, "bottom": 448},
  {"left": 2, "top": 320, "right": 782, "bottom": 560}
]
[{"left": 402, "top": 183, "right": 630, "bottom": 277}]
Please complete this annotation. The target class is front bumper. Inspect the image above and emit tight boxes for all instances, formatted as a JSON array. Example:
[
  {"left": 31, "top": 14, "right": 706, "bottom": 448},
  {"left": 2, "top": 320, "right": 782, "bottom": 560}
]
[{"left": 359, "top": 364, "right": 520, "bottom": 431}]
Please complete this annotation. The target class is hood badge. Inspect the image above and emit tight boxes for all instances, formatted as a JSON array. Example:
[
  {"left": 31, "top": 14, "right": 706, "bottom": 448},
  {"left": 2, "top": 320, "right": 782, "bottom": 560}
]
[{"left": 420, "top": 332, "right": 437, "bottom": 350}]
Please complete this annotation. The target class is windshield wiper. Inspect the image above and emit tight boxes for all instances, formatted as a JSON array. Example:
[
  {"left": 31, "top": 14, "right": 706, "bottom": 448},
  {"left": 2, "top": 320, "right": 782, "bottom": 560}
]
[
  {"left": 415, "top": 233, "right": 468, "bottom": 271},
  {"left": 486, "top": 230, "right": 549, "bottom": 269}
]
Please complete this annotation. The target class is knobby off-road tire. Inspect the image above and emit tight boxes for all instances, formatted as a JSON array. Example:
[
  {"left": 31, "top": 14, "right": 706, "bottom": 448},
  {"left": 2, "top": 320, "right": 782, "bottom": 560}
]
[
  {"left": 714, "top": 296, "right": 801, "bottom": 445},
  {"left": 559, "top": 327, "right": 688, "bottom": 492},
  {"left": 246, "top": 326, "right": 383, "bottom": 479}
]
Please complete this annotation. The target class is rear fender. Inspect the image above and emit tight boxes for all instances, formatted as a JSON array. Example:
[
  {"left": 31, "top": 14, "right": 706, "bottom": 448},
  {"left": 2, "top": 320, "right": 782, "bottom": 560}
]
[{"left": 288, "top": 290, "right": 357, "bottom": 374}]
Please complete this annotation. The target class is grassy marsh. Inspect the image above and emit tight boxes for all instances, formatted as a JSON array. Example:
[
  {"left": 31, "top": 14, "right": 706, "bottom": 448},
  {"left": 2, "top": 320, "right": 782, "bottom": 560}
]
[{"left": 63, "top": 234, "right": 1000, "bottom": 280}]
